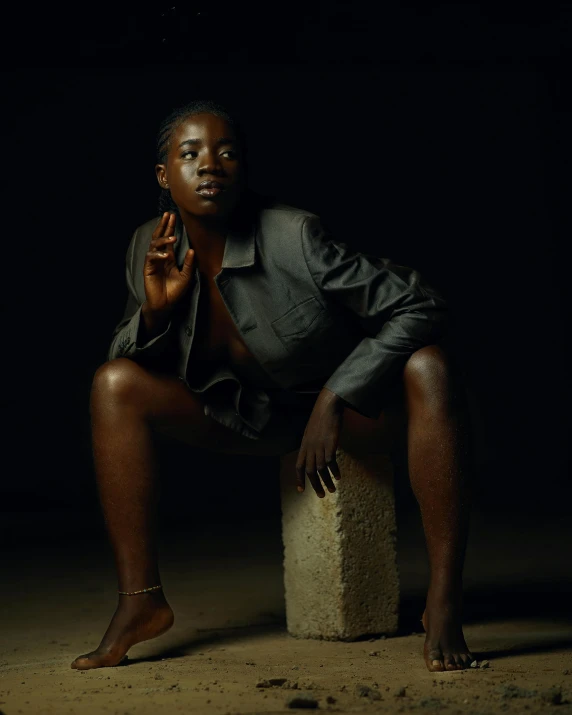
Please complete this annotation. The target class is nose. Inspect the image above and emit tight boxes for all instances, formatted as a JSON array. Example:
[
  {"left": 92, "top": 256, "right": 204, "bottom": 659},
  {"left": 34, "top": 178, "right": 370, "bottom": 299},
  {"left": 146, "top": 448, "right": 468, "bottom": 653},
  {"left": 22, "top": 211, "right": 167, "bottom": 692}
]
[{"left": 197, "top": 149, "right": 225, "bottom": 176}]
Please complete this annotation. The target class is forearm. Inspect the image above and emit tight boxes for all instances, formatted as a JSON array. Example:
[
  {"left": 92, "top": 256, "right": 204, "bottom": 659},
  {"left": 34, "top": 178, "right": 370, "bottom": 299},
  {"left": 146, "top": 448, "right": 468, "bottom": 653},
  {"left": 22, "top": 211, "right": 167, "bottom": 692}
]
[{"left": 320, "top": 387, "right": 347, "bottom": 412}]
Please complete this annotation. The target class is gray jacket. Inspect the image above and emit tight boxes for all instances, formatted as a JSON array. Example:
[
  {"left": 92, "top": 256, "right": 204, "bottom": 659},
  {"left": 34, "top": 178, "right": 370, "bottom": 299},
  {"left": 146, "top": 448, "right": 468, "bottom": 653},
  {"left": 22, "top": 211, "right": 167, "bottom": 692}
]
[{"left": 108, "top": 201, "right": 448, "bottom": 440}]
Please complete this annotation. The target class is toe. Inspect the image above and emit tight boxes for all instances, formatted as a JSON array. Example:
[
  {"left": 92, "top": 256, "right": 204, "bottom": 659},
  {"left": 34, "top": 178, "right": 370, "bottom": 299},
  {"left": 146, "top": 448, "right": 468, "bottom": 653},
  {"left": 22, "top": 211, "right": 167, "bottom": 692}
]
[
  {"left": 459, "top": 653, "right": 472, "bottom": 669},
  {"left": 71, "top": 650, "right": 124, "bottom": 670},
  {"left": 426, "top": 649, "right": 445, "bottom": 672},
  {"left": 71, "top": 654, "right": 94, "bottom": 670},
  {"left": 453, "top": 655, "right": 464, "bottom": 670},
  {"left": 444, "top": 654, "right": 457, "bottom": 671}
]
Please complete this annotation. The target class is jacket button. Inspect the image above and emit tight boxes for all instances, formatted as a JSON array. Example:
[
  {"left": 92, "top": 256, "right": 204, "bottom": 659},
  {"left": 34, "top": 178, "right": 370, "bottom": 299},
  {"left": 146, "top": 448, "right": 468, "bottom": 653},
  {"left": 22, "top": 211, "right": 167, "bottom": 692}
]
[{"left": 185, "top": 326, "right": 192, "bottom": 337}]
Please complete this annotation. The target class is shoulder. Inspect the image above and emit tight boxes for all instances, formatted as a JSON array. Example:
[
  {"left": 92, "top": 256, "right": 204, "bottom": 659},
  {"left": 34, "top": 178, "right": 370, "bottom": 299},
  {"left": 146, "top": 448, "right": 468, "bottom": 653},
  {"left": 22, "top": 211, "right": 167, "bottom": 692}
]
[{"left": 255, "top": 198, "right": 321, "bottom": 236}]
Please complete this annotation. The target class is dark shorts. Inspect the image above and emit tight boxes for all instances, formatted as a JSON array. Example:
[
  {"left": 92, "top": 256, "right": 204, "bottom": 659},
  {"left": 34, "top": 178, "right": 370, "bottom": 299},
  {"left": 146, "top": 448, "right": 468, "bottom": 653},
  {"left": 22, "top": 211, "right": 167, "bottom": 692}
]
[
  {"left": 255, "top": 389, "right": 321, "bottom": 455},
  {"left": 256, "top": 377, "right": 407, "bottom": 457}
]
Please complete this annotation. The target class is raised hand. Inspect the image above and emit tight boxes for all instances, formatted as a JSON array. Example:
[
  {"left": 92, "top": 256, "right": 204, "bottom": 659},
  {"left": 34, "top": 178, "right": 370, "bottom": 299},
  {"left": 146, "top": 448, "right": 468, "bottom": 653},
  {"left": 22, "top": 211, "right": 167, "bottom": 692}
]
[{"left": 143, "top": 212, "right": 195, "bottom": 316}]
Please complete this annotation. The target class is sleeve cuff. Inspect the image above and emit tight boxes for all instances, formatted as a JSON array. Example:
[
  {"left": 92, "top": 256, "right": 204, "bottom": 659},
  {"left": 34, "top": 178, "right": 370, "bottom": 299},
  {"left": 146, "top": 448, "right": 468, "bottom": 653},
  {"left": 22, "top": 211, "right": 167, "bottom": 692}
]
[{"left": 109, "top": 305, "right": 172, "bottom": 361}]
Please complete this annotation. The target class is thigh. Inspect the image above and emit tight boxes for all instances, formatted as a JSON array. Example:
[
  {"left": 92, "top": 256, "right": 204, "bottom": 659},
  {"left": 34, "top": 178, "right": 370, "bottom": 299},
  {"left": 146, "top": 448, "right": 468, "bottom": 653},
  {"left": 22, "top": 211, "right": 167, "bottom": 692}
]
[
  {"left": 338, "top": 378, "right": 408, "bottom": 456},
  {"left": 102, "top": 359, "right": 302, "bottom": 457}
]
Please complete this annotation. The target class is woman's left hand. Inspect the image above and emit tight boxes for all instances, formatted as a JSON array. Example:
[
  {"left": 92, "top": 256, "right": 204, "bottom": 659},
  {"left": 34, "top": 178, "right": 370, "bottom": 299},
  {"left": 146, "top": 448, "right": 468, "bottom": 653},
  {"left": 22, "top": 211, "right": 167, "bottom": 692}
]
[{"left": 295, "top": 388, "right": 345, "bottom": 497}]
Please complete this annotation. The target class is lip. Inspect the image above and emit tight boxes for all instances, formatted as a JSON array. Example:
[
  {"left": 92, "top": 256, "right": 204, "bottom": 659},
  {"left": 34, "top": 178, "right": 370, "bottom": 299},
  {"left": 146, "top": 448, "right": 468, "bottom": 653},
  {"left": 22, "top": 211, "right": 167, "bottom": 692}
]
[
  {"left": 196, "top": 180, "right": 226, "bottom": 191},
  {"left": 196, "top": 186, "right": 224, "bottom": 198}
]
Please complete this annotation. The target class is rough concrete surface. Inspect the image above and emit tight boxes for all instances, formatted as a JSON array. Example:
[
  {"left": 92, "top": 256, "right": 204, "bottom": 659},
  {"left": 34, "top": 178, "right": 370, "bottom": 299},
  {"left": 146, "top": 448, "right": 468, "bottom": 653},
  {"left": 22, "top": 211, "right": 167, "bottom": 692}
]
[{"left": 280, "top": 449, "right": 399, "bottom": 640}]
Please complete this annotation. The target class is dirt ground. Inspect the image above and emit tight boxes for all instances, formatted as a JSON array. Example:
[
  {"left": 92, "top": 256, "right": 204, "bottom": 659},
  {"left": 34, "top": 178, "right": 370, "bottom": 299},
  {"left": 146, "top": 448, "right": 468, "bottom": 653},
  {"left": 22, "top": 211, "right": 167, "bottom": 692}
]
[{"left": 1, "top": 506, "right": 571, "bottom": 715}]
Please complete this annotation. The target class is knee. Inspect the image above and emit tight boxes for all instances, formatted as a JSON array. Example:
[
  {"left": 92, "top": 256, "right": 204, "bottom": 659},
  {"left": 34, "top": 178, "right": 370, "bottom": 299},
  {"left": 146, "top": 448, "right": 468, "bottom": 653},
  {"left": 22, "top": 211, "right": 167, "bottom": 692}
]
[
  {"left": 91, "top": 357, "right": 147, "bottom": 408},
  {"left": 403, "top": 344, "right": 456, "bottom": 405}
]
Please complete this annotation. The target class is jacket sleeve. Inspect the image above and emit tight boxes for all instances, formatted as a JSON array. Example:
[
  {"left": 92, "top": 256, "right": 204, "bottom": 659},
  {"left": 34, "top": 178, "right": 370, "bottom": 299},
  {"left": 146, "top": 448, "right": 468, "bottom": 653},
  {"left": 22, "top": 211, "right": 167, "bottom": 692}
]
[
  {"left": 300, "top": 214, "right": 449, "bottom": 419},
  {"left": 107, "top": 224, "right": 175, "bottom": 365}
]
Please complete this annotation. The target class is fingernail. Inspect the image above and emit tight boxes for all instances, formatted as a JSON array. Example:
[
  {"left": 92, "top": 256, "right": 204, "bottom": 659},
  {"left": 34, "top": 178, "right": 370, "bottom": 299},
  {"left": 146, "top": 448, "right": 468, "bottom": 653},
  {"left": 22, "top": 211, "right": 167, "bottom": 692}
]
[
  {"left": 297, "top": 486, "right": 304, "bottom": 492},
  {"left": 318, "top": 493, "right": 325, "bottom": 498}
]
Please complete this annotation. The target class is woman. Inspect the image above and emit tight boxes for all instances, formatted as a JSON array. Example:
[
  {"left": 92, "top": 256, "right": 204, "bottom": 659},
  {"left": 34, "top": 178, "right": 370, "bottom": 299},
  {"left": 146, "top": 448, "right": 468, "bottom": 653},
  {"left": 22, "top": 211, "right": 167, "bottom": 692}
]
[{"left": 71, "top": 100, "right": 474, "bottom": 672}]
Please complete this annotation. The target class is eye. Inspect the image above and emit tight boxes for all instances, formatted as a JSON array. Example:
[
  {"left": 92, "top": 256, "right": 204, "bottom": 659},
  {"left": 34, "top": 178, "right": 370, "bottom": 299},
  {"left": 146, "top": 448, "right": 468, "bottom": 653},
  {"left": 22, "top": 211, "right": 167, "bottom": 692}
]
[
  {"left": 181, "top": 150, "right": 198, "bottom": 159},
  {"left": 221, "top": 150, "right": 237, "bottom": 159}
]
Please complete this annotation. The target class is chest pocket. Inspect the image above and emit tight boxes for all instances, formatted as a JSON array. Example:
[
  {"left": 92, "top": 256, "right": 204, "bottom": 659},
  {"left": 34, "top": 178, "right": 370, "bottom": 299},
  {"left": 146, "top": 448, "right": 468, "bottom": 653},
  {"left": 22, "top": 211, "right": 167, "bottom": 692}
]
[{"left": 270, "top": 296, "right": 333, "bottom": 355}]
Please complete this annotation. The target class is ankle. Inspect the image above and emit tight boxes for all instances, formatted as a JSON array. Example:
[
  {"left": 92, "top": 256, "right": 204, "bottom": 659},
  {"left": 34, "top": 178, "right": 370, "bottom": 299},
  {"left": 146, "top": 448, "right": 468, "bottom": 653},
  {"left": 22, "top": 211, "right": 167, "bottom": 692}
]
[
  {"left": 117, "top": 590, "right": 168, "bottom": 608},
  {"left": 118, "top": 584, "right": 163, "bottom": 596},
  {"left": 427, "top": 577, "right": 463, "bottom": 601}
]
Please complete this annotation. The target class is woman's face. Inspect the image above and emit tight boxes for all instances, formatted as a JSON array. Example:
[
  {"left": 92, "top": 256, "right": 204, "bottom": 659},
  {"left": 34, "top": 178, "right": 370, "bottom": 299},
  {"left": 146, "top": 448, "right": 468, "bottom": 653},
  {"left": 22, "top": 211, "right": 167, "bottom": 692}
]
[{"left": 156, "top": 113, "right": 243, "bottom": 220}]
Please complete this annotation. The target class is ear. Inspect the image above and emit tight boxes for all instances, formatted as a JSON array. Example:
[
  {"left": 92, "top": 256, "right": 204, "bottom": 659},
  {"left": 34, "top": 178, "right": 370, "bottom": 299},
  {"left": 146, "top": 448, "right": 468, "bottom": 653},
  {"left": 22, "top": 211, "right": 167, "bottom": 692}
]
[{"left": 155, "top": 164, "right": 169, "bottom": 189}]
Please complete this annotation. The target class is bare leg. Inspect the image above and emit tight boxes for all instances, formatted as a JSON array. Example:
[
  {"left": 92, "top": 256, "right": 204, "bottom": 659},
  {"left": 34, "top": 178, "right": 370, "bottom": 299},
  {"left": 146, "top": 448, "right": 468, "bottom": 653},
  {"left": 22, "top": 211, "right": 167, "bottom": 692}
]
[
  {"left": 403, "top": 344, "right": 474, "bottom": 672},
  {"left": 71, "top": 358, "right": 287, "bottom": 670},
  {"left": 338, "top": 343, "right": 473, "bottom": 672}
]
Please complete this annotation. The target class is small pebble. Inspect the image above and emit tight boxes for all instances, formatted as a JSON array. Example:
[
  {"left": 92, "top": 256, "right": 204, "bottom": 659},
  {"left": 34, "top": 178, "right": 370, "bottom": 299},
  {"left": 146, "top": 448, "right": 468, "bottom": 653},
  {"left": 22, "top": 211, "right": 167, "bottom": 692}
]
[
  {"left": 355, "top": 684, "right": 381, "bottom": 700},
  {"left": 269, "top": 678, "right": 288, "bottom": 686},
  {"left": 368, "top": 651, "right": 381, "bottom": 657},
  {"left": 470, "top": 660, "right": 479, "bottom": 669},
  {"left": 396, "top": 686, "right": 407, "bottom": 697},
  {"left": 286, "top": 694, "right": 319, "bottom": 709},
  {"left": 480, "top": 660, "right": 490, "bottom": 669},
  {"left": 326, "top": 695, "right": 336, "bottom": 704}
]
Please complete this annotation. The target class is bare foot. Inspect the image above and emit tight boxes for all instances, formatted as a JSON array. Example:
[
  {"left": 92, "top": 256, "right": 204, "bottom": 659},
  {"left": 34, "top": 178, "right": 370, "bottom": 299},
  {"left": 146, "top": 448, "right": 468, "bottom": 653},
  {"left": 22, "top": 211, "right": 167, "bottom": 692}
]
[
  {"left": 421, "top": 588, "right": 474, "bottom": 672},
  {"left": 70, "top": 592, "right": 174, "bottom": 670}
]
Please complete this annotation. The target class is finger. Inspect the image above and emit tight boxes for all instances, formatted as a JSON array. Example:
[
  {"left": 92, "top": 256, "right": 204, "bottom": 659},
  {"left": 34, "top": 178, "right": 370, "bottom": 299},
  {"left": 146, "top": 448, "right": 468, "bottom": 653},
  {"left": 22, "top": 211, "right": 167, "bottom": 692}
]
[
  {"left": 326, "top": 451, "right": 342, "bottom": 481},
  {"left": 152, "top": 212, "right": 169, "bottom": 240},
  {"left": 152, "top": 236, "right": 177, "bottom": 254},
  {"left": 166, "top": 212, "right": 176, "bottom": 237},
  {"left": 145, "top": 249, "right": 172, "bottom": 265},
  {"left": 180, "top": 248, "right": 195, "bottom": 280},
  {"left": 316, "top": 444, "right": 336, "bottom": 493},
  {"left": 317, "top": 459, "right": 336, "bottom": 494},
  {"left": 305, "top": 452, "right": 325, "bottom": 498},
  {"left": 295, "top": 449, "right": 307, "bottom": 493}
]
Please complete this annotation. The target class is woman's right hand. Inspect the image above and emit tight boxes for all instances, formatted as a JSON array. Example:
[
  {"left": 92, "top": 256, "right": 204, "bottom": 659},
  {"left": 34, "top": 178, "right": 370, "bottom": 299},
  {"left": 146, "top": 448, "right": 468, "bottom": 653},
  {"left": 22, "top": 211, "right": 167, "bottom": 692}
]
[{"left": 143, "top": 212, "right": 195, "bottom": 316}]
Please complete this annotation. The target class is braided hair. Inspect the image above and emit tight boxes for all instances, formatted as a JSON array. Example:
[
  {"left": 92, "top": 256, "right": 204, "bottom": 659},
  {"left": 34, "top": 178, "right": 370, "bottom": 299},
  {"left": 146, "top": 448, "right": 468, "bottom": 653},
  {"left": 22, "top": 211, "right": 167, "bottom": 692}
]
[{"left": 156, "top": 99, "right": 248, "bottom": 217}]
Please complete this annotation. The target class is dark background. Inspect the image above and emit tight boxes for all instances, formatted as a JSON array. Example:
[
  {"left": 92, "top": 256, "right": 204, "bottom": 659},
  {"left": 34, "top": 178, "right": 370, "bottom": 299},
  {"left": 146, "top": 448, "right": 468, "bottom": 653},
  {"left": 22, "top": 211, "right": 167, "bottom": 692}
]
[{"left": 2, "top": 2, "right": 570, "bottom": 544}]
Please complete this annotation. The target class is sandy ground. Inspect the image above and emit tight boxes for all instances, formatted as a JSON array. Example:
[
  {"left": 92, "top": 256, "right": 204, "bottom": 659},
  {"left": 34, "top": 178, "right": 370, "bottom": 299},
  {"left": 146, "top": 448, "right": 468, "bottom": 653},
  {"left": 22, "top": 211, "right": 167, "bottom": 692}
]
[{"left": 1, "top": 506, "right": 571, "bottom": 715}]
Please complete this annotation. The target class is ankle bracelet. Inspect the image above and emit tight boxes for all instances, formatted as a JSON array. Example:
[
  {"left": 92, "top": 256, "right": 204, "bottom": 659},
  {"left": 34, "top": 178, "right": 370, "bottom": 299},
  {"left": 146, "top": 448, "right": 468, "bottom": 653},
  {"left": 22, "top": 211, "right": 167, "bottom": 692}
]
[{"left": 118, "top": 585, "right": 163, "bottom": 596}]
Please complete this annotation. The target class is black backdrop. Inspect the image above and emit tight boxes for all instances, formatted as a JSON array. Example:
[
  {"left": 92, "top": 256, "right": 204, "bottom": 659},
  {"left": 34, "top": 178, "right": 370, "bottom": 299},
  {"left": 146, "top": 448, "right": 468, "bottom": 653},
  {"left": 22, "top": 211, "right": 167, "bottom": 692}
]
[{"left": 2, "top": 2, "right": 570, "bottom": 531}]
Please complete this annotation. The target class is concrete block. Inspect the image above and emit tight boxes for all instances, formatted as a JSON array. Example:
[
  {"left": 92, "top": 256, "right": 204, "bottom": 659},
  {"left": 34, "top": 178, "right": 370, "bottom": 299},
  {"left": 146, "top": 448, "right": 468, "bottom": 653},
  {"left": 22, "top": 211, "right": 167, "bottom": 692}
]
[{"left": 279, "top": 448, "right": 399, "bottom": 640}]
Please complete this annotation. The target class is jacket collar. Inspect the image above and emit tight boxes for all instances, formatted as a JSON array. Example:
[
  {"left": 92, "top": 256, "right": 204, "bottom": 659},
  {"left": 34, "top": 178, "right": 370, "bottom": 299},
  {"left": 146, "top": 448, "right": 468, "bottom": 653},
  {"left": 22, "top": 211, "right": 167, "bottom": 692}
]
[{"left": 179, "top": 222, "right": 256, "bottom": 270}]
